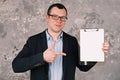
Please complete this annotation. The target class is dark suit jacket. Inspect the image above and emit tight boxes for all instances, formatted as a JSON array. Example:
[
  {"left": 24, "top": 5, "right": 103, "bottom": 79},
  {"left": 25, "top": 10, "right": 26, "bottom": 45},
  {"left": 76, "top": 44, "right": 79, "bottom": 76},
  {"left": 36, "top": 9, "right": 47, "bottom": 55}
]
[{"left": 12, "top": 30, "right": 96, "bottom": 80}]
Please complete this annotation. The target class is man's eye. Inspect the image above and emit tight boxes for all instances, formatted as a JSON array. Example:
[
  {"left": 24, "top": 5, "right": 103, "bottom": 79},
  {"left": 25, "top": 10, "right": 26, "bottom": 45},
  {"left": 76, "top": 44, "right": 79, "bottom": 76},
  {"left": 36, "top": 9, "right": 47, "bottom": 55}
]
[{"left": 53, "top": 15, "right": 58, "bottom": 18}]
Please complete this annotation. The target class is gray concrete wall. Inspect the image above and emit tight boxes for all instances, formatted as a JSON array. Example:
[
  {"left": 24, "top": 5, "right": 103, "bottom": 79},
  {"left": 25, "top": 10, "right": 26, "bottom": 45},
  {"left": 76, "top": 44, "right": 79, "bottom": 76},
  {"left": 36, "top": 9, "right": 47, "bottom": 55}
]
[{"left": 0, "top": 0, "right": 120, "bottom": 80}]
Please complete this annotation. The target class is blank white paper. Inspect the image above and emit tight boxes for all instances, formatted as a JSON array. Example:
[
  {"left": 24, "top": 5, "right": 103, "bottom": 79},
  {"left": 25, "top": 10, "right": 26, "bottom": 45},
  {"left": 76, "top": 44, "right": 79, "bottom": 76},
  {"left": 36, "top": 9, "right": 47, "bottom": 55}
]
[{"left": 80, "top": 29, "right": 104, "bottom": 62}]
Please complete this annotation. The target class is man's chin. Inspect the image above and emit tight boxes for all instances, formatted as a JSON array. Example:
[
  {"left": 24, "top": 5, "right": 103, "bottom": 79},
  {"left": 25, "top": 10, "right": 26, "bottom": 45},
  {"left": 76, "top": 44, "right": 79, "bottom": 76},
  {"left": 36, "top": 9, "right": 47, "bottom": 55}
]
[{"left": 54, "top": 29, "right": 62, "bottom": 33}]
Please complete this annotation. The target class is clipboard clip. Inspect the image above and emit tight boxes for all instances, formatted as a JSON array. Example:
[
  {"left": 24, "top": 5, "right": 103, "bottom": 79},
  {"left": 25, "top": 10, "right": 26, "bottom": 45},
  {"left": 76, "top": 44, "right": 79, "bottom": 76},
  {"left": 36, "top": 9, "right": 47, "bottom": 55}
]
[{"left": 84, "top": 28, "right": 99, "bottom": 32}]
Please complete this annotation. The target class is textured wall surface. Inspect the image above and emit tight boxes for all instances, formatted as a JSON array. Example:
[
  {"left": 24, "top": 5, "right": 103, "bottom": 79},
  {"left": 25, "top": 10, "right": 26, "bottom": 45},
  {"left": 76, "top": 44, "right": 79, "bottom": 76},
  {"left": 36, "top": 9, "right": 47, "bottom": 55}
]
[{"left": 0, "top": 0, "right": 120, "bottom": 80}]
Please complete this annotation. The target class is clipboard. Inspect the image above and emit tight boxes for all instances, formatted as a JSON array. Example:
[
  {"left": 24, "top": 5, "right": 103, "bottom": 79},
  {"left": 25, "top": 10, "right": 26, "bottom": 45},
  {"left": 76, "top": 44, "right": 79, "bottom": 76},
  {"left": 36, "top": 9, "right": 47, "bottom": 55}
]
[{"left": 80, "top": 29, "right": 104, "bottom": 64}]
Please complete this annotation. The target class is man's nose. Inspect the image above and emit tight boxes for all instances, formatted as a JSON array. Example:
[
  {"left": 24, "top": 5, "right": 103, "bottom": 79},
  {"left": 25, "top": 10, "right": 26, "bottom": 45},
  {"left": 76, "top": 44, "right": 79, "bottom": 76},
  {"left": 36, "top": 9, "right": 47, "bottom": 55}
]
[{"left": 57, "top": 18, "right": 62, "bottom": 23}]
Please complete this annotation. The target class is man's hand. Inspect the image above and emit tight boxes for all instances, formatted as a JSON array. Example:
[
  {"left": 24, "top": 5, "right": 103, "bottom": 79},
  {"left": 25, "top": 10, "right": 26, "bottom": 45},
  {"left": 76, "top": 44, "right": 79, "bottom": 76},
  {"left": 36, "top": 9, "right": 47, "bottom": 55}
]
[
  {"left": 102, "top": 41, "right": 109, "bottom": 54},
  {"left": 43, "top": 42, "right": 66, "bottom": 63}
]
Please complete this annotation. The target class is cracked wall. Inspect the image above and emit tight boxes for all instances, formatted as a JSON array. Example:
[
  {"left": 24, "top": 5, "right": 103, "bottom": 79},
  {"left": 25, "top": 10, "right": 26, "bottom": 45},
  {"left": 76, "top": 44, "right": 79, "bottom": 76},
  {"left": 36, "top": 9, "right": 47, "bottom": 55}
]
[{"left": 0, "top": 0, "right": 120, "bottom": 80}]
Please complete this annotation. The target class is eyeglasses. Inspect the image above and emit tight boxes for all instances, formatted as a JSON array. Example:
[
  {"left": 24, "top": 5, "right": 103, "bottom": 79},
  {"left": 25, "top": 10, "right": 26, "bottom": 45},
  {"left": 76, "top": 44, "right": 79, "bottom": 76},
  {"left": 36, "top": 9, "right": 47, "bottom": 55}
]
[{"left": 48, "top": 14, "right": 68, "bottom": 22}]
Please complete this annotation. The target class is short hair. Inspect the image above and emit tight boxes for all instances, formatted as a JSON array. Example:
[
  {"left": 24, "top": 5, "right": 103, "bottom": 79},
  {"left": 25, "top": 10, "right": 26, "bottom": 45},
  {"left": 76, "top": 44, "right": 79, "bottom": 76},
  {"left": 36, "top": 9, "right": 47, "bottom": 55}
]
[{"left": 47, "top": 3, "right": 68, "bottom": 16}]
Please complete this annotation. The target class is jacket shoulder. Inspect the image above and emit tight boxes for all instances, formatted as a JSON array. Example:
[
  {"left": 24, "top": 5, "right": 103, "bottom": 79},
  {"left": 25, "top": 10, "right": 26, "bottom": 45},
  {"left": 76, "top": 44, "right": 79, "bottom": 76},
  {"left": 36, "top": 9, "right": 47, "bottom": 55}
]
[
  {"left": 28, "top": 31, "right": 46, "bottom": 40},
  {"left": 63, "top": 32, "right": 77, "bottom": 40}
]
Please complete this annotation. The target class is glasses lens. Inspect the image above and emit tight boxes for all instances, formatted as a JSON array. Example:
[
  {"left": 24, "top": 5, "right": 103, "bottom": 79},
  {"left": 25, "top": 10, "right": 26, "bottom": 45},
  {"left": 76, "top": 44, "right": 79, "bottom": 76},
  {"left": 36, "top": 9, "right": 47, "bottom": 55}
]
[
  {"left": 52, "top": 15, "right": 59, "bottom": 20},
  {"left": 61, "top": 17, "right": 67, "bottom": 21},
  {"left": 49, "top": 14, "right": 67, "bottom": 21}
]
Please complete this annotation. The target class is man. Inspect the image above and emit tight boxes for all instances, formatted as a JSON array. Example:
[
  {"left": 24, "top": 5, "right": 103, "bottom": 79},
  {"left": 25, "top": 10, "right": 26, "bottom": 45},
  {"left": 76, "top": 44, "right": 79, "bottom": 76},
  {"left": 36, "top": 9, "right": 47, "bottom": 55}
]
[{"left": 12, "top": 3, "right": 109, "bottom": 80}]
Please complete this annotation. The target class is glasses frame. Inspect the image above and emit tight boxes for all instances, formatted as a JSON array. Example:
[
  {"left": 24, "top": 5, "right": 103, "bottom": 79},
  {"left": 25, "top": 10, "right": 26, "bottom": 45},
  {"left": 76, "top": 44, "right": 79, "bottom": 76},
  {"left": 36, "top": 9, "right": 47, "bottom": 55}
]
[{"left": 48, "top": 14, "right": 68, "bottom": 22}]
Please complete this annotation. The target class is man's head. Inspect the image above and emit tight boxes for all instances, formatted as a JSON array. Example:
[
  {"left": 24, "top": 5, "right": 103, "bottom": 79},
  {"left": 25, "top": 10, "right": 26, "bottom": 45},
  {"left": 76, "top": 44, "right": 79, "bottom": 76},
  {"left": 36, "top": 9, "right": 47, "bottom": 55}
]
[
  {"left": 47, "top": 3, "right": 68, "bottom": 16},
  {"left": 46, "top": 3, "right": 68, "bottom": 34}
]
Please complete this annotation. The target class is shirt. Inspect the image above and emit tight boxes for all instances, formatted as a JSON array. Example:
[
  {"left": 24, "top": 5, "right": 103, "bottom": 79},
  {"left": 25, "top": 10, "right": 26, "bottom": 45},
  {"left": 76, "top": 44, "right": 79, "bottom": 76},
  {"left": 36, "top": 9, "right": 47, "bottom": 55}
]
[{"left": 46, "top": 30, "right": 63, "bottom": 80}]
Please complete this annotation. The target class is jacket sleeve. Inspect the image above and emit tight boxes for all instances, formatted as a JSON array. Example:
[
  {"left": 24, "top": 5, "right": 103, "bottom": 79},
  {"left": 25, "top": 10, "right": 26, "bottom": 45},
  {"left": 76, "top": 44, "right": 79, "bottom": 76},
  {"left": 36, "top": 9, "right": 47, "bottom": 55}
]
[
  {"left": 12, "top": 37, "right": 46, "bottom": 73},
  {"left": 77, "top": 61, "right": 97, "bottom": 72}
]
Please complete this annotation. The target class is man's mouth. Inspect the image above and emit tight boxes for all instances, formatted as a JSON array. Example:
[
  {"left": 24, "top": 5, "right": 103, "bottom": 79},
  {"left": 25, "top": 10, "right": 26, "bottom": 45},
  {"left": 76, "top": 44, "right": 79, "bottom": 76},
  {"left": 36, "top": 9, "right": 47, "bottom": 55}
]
[{"left": 56, "top": 25, "right": 61, "bottom": 27}]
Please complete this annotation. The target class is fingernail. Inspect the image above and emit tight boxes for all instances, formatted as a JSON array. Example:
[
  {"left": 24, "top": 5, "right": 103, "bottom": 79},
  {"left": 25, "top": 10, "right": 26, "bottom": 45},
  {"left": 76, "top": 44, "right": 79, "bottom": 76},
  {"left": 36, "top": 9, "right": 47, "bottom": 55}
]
[{"left": 64, "top": 53, "right": 66, "bottom": 56}]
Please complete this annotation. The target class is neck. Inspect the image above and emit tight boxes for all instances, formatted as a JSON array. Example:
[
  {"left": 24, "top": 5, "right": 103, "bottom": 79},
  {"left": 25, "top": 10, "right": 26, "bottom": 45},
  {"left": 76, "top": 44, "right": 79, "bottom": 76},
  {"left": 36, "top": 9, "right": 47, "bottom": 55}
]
[{"left": 47, "top": 29, "right": 62, "bottom": 41}]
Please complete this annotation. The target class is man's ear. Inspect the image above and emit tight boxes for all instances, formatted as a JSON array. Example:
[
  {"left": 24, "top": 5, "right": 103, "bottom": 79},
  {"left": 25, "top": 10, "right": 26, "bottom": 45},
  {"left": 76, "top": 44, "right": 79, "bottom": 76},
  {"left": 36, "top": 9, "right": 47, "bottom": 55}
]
[{"left": 46, "top": 15, "right": 49, "bottom": 22}]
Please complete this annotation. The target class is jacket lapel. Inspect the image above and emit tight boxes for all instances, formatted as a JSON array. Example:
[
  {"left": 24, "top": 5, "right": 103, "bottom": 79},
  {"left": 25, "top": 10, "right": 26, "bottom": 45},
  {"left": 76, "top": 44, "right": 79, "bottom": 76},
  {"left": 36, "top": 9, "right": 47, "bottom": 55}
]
[
  {"left": 38, "top": 31, "right": 49, "bottom": 74},
  {"left": 62, "top": 32, "right": 69, "bottom": 80},
  {"left": 39, "top": 31, "right": 48, "bottom": 52}
]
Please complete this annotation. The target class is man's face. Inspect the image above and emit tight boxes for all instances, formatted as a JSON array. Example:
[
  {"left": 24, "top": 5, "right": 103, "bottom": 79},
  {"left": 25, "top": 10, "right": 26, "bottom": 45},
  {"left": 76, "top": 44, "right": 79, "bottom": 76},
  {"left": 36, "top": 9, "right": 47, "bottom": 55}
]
[{"left": 46, "top": 7, "right": 67, "bottom": 33}]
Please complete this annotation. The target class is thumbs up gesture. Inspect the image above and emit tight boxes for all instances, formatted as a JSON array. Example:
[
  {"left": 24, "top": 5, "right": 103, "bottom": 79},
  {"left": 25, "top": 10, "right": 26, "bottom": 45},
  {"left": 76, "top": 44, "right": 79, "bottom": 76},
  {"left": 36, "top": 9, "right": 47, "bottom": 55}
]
[{"left": 43, "top": 42, "right": 66, "bottom": 63}]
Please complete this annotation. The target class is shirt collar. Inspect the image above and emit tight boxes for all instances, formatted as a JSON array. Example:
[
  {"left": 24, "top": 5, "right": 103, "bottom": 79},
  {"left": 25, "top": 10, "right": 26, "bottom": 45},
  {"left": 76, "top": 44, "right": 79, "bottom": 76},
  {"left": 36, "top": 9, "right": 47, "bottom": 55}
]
[{"left": 45, "top": 29, "right": 63, "bottom": 41}]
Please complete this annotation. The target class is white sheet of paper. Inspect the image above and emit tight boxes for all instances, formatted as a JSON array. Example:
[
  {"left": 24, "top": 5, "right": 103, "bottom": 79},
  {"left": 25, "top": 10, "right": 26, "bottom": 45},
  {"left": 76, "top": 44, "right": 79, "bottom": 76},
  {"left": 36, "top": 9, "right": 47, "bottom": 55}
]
[{"left": 80, "top": 29, "right": 104, "bottom": 62}]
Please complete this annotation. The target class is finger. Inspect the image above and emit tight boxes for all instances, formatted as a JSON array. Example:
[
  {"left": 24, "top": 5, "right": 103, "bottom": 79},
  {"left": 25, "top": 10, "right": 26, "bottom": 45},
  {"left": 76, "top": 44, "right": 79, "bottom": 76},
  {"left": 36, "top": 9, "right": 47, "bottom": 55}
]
[
  {"left": 60, "top": 52, "right": 66, "bottom": 56},
  {"left": 102, "top": 46, "right": 109, "bottom": 51},
  {"left": 103, "top": 41, "right": 109, "bottom": 46},
  {"left": 102, "top": 48, "right": 108, "bottom": 54},
  {"left": 102, "top": 48, "right": 108, "bottom": 51},
  {"left": 55, "top": 52, "right": 66, "bottom": 56},
  {"left": 104, "top": 46, "right": 109, "bottom": 49}
]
